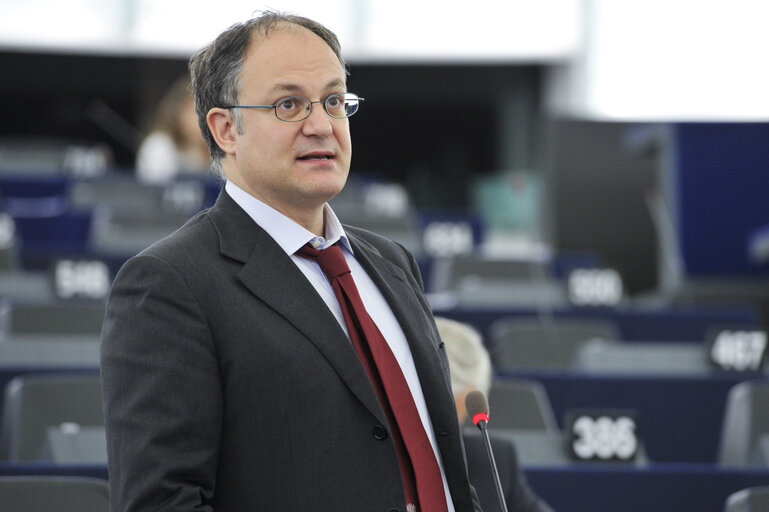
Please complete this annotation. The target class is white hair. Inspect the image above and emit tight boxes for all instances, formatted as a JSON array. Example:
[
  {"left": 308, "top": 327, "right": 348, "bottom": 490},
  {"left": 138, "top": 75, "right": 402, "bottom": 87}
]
[{"left": 435, "top": 316, "right": 491, "bottom": 396}]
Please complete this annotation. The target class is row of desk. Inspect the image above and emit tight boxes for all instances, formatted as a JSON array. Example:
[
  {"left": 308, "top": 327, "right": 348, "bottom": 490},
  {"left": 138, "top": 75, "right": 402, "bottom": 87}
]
[
  {"left": 503, "top": 370, "right": 764, "bottom": 464},
  {"left": 436, "top": 305, "right": 762, "bottom": 344},
  {"left": 0, "top": 460, "right": 765, "bottom": 512},
  {"left": 0, "top": 364, "right": 764, "bottom": 465}
]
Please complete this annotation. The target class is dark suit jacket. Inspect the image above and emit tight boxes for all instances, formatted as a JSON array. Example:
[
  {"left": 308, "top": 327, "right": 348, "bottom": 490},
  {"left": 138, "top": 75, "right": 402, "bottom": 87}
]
[
  {"left": 100, "top": 190, "right": 481, "bottom": 512},
  {"left": 463, "top": 430, "right": 553, "bottom": 512}
]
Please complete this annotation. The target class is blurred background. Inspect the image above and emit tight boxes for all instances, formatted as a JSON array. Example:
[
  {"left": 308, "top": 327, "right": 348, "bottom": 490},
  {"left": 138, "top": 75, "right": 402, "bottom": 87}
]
[{"left": 0, "top": 1, "right": 768, "bottom": 511}]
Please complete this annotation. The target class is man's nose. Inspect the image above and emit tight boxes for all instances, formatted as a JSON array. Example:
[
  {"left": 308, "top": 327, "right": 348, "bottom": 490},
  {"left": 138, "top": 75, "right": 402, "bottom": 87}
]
[{"left": 301, "top": 103, "right": 333, "bottom": 137}]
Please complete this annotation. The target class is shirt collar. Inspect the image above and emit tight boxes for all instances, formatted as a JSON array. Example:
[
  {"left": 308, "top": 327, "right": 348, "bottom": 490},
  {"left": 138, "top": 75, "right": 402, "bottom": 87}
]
[{"left": 225, "top": 180, "right": 352, "bottom": 256}]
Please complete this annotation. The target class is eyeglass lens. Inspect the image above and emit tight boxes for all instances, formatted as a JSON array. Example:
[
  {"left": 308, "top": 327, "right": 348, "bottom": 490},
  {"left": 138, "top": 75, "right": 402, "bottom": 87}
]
[{"left": 275, "top": 93, "right": 359, "bottom": 121}]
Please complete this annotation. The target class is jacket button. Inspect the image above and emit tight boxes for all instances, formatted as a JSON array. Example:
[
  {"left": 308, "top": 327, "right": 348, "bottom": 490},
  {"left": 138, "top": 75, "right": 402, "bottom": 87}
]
[{"left": 372, "top": 424, "right": 388, "bottom": 440}]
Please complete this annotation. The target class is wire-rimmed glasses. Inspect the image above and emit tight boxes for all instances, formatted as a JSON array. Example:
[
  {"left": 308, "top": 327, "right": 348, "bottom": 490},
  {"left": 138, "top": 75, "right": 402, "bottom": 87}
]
[{"left": 222, "top": 92, "right": 364, "bottom": 122}]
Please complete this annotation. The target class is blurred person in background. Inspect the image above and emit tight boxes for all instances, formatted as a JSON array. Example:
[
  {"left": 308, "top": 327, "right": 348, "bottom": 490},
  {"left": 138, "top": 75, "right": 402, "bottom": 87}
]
[
  {"left": 436, "top": 316, "right": 554, "bottom": 512},
  {"left": 102, "top": 10, "right": 482, "bottom": 512},
  {"left": 135, "top": 75, "right": 210, "bottom": 183}
]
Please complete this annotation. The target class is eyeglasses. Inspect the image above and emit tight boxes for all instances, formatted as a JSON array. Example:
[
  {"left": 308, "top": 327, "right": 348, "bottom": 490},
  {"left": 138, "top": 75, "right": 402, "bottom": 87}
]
[{"left": 223, "top": 92, "right": 364, "bottom": 122}]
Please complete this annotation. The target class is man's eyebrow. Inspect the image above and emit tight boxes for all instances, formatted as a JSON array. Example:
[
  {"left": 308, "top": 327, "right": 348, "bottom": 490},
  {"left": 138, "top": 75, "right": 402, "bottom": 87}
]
[
  {"left": 323, "top": 78, "right": 346, "bottom": 91},
  {"left": 268, "top": 78, "right": 346, "bottom": 96},
  {"left": 269, "top": 83, "right": 302, "bottom": 95}
]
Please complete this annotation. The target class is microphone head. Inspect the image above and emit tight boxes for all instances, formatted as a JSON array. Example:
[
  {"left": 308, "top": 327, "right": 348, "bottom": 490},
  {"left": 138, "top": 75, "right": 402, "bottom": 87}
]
[{"left": 465, "top": 390, "right": 490, "bottom": 427}]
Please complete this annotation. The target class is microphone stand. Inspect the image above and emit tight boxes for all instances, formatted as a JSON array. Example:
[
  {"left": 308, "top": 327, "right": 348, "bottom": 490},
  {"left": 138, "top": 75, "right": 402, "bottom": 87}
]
[{"left": 473, "top": 414, "right": 508, "bottom": 512}]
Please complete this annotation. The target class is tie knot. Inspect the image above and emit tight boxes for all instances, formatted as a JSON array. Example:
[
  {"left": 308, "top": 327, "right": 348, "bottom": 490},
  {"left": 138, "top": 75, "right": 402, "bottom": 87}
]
[{"left": 297, "top": 242, "right": 351, "bottom": 282}]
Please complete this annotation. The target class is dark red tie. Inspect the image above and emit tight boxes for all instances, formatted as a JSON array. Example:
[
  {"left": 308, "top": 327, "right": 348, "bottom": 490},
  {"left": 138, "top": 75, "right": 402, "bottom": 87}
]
[{"left": 297, "top": 242, "right": 449, "bottom": 512}]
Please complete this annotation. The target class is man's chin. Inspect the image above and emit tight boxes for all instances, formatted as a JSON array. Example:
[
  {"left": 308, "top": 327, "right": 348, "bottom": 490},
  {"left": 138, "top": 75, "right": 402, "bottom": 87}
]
[
  {"left": 308, "top": 171, "right": 348, "bottom": 199},
  {"left": 315, "top": 184, "right": 347, "bottom": 206}
]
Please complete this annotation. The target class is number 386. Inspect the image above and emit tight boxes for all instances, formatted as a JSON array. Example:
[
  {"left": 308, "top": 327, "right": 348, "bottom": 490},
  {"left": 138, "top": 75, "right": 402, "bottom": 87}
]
[{"left": 571, "top": 415, "right": 638, "bottom": 461}]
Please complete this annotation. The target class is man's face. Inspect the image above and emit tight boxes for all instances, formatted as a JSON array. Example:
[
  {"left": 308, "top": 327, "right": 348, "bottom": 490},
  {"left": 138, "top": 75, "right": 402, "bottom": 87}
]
[{"left": 225, "top": 26, "right": 352, "bottom": 219}]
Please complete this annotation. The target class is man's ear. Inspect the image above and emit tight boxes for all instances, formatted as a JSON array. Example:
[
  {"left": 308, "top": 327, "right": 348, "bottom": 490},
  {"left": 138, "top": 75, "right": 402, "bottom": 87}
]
[{"left": 206, "top": 107, "right": 238, "bottom": 155}]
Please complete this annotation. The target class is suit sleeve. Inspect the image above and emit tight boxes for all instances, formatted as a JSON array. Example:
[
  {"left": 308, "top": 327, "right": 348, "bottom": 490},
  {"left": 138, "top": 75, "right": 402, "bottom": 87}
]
[{"left": 100, "top": 254, "right": 222, "bottom": 512}]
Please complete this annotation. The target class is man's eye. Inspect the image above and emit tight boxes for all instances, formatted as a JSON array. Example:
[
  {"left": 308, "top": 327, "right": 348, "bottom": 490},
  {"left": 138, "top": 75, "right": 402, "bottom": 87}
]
[
  {"left": 326, "top": 96, "right": 341, "bottom": 108},
  {"left": 278, "top": 99, "right": 296, "bottom": 111}
]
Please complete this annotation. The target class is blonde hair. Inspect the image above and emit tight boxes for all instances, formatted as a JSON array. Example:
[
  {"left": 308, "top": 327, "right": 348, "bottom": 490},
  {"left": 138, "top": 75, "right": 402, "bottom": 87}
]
[
  {"left": 435, "top": 316, "right": 491, "bottom": 396},
  {"left": 149, "top": 77, "right": 189, "bottom": 138}
]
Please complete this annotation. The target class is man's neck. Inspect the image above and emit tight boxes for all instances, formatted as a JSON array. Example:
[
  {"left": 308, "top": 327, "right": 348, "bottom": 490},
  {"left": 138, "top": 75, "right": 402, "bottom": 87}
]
[
  {"left": 269, "top": 202, "right": 325, "bottom": 236},
  {"left": 225, "top": 176, "right": 326, "bottom": 236}
]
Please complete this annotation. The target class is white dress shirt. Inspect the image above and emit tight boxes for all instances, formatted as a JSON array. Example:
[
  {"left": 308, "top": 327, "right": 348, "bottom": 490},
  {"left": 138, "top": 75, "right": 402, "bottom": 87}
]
[{"left": 225, "top": 180, "right": 455, "bottom": 511}]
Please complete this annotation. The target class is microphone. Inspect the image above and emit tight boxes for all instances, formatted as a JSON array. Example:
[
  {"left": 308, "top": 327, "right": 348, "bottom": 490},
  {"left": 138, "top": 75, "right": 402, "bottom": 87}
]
[
  {"left": 466, "top": 390, "right": 490, "bottom": 429},
  {"left": 465, "top": 390, "right": 508, "bottom": 512}
]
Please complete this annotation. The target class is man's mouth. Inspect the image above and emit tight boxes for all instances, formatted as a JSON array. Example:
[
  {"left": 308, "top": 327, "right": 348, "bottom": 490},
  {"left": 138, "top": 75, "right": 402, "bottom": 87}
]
[{"left": 297, "top": 151, "right": 334, "bottom": 161}]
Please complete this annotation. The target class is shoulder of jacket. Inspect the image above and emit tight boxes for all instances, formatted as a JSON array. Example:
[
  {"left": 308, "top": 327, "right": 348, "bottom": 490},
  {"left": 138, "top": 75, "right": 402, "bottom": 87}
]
[{"left": 136, "top": 208, "right": 217, "bottom": 263}]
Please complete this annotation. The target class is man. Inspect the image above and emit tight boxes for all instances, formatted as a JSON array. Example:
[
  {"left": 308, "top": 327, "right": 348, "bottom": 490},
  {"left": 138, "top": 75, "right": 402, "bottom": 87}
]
[
  {"left": 435, "top": 317, "right": 554, "bottom": 512},
  {"left": 101, "top": 11, "right": 481, "bottom": 512}
]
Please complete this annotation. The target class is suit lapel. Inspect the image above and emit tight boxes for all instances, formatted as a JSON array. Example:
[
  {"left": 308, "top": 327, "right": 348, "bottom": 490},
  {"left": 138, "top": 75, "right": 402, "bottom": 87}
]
[
  {"left": 347, "top": 234, "right": 475, "bottom": 507},
  {"left": 209, "top": 191, "right": 386, "bottom": 424},
  {"left": 346, "top": 231, "right": 456, "bottom": 430}
]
